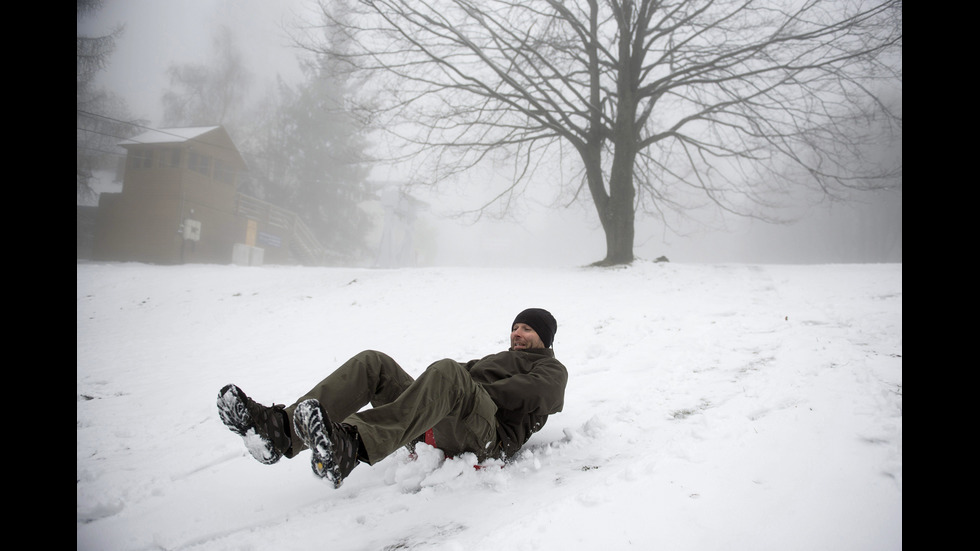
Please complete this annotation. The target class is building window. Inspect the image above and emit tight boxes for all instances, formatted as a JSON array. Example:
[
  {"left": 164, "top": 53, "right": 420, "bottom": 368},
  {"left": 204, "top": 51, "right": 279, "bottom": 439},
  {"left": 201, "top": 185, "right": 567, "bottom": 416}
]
[
  {"left": 188, "top": 150, "right": 211, "bottom": 176},
  {"left": 127, "top": 149, "right": 153, "bottom": 169},
  {"left": 214, "top": 159, "right": 235, "bottom": 184}
]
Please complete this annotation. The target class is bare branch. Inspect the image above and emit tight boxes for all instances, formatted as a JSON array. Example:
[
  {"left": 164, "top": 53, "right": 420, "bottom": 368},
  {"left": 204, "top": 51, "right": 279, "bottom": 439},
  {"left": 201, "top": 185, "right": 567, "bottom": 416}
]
[{"left": 300, "top": 0, "right": 901, "bottom": 264}]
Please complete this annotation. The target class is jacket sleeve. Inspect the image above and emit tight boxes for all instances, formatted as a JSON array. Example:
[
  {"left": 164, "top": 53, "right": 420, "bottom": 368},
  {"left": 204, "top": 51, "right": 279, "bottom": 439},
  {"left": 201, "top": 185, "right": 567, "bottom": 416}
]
[{"left": 481, "top": 357, "right": 567, "bottom": 415}]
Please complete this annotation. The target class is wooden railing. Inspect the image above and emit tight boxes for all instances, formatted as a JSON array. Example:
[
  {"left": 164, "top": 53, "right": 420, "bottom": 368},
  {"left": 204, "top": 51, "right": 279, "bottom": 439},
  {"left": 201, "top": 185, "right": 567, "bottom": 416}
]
[{"left": 234, "top": 193, "right": 327, "bottom": 265}]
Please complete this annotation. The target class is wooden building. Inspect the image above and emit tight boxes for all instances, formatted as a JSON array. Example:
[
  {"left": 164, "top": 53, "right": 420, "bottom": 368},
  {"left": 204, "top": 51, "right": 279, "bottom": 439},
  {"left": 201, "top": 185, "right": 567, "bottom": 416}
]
[{"left": 92, "top": 126, "right": 325, "bottom": 265}]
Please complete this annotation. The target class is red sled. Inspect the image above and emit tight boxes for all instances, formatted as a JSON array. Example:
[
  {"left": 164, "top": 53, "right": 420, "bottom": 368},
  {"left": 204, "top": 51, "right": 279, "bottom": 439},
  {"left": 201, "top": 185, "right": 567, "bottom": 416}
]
[{"left": 418, "top": 428, "right": 502, "bottom": 470}]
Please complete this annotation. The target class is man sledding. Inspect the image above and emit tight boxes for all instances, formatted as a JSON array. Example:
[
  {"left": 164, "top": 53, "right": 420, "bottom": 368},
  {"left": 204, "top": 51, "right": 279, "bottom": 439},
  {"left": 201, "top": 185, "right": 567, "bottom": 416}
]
[{"left": 218, "top": 308, "right": 567, "bottom": 488}]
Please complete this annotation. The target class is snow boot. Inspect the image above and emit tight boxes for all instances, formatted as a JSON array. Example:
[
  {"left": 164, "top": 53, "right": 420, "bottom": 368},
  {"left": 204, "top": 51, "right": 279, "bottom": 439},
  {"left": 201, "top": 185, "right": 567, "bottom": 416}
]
[
  {"left": 292, "top": 399, "right": 362, "bottom": 488},
  {"left": 217, "top": 384, "right": 291, "bottom": 465}
]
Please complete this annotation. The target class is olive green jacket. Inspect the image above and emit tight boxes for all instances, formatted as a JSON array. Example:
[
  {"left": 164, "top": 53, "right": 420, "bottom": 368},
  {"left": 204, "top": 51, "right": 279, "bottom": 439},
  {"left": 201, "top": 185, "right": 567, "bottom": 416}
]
[{"left": 464, "top": 348, "right": 568, "bottom": 458}]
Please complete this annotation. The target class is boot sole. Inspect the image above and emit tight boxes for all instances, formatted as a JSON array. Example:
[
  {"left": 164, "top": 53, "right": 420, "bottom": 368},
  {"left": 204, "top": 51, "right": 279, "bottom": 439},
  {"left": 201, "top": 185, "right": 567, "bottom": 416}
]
[
  {"left": 293, "top": 399, "right": 344, "bottom": 488},
  {"left": 217, "top": 384, "right": 281, "bottom": 465}
]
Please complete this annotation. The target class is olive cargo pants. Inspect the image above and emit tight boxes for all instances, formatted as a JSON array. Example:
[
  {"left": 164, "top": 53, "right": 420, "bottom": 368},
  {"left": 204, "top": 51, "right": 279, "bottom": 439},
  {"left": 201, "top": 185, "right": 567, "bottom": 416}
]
[{"left": 283, "top": 350, "right": 499, "bottom": 464}]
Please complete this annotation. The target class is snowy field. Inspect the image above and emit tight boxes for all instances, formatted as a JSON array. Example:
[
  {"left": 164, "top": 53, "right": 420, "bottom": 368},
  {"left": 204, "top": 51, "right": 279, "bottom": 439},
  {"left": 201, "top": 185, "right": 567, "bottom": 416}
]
[{"left": 76, "top": 260, "right": 902, "bottom": 550}]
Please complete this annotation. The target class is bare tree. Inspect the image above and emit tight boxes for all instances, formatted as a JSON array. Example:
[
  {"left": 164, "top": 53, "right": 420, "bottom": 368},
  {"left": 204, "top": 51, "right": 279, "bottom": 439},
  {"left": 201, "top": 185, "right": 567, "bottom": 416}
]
[
  {"left": 305, "top": 0, "right": 901, "bottom": 265},
  {"left": 161, "top": 26, "right": 253, "bottom": 129}
]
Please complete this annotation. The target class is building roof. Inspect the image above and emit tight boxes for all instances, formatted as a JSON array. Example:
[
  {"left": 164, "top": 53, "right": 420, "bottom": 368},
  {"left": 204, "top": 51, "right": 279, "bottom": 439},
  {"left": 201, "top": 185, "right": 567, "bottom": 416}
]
[
  {"left": 119, "top": 126, "right": 222, "bottom": 146},
  {"left": 119, "top": 126, "right": 246, "bottom": 169}
]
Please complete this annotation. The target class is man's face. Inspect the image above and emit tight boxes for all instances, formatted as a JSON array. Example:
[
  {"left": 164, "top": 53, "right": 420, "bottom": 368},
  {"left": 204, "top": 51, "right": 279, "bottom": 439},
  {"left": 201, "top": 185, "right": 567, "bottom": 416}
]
[{"left": 511, "top": 322, "right": 545, "bottom": 350}]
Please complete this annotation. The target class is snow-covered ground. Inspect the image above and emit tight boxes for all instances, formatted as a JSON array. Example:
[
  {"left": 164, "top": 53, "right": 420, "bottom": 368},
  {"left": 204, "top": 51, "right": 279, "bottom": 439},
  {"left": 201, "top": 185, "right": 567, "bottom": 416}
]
[{"left": 76, "top": 260, "right": 902, "bottom": 550}]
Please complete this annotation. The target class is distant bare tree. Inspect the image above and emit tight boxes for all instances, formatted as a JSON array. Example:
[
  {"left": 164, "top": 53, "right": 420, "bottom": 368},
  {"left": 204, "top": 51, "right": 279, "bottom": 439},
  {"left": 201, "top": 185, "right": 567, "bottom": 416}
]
[
  {"left": 304, "top": 0, "right": 902, "bottom": 265},
  {"left": 161, "top": 26, "right": 252, "bottom": 129}
]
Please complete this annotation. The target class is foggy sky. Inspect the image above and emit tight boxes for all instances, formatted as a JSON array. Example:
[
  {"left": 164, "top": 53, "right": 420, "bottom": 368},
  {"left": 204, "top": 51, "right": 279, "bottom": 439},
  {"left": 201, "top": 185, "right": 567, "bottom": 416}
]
[{"left": 79, "top": 0, "right": 901, "bottom": 266}]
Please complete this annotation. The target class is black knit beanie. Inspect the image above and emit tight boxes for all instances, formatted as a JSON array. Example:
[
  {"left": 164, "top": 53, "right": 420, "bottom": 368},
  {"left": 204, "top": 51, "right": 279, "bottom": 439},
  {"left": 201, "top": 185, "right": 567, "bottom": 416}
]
[{"left": 512, "top": 308, "right": 558, "bottom": 348}]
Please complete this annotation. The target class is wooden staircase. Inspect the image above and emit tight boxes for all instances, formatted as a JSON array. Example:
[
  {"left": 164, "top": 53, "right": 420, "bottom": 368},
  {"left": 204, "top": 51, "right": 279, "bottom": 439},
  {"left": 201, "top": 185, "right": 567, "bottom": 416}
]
[{"left": 234, "top": 193, "right": 329, "bottom": 265}]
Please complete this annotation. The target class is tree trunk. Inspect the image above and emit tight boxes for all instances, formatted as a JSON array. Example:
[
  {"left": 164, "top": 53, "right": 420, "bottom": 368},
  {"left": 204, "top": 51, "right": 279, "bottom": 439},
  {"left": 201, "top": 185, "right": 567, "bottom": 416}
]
[
  {"left": 583, "top": 142, "right": 636, "bottom": 266},
  {"left": 594, "top": 3, "right": 639, "bottom": 266},
  {"left": 599, "top": 149, "right": 636, "bottom": 265}
]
